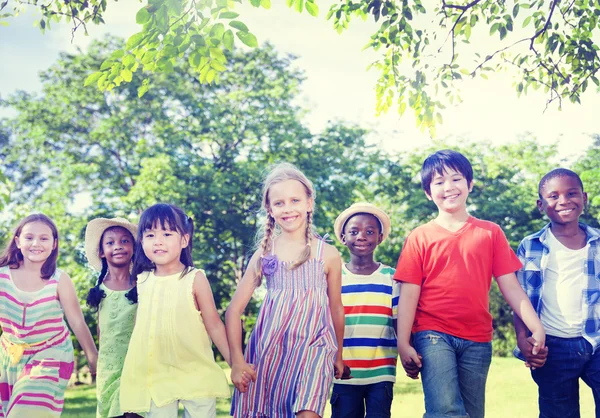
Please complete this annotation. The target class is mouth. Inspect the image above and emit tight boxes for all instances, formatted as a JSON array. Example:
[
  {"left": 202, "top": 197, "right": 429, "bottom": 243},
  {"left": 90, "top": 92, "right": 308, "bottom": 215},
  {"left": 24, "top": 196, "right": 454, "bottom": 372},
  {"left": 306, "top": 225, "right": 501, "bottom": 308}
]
[
  {"left": 153, "top": 250, "right": 167, "bottom": 254},
  {"left": 29, "top": 250, "right": 44, "bottom": 254},
  {"left": 281, "top": 215, "right": 299, "bottom": 222},
  {"left": 353, "top": 244, "right": 371, "bottom": 251},
  {"left": 443, "top": 194, "right": 460, "bottom": 200},
  {"left": 557, "top": 208, "right": 575, "bottom": 215},
  {"left": 112, "top": 252, "right": 128, "bottom": 257}
]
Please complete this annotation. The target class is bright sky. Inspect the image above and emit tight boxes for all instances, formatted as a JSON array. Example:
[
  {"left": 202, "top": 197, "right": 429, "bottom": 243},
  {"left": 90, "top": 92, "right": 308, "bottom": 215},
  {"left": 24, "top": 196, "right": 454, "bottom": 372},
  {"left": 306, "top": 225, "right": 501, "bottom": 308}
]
[{"left": 1, "top": 1, "right": 598, "bottom": 159}]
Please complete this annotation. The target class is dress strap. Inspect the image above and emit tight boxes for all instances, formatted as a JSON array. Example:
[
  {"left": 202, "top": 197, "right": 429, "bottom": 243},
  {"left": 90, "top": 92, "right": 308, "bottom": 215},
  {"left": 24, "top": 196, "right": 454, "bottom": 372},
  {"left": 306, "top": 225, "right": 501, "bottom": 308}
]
[{"left": 316, "top": 234, "right": 328, "bottom": 261}]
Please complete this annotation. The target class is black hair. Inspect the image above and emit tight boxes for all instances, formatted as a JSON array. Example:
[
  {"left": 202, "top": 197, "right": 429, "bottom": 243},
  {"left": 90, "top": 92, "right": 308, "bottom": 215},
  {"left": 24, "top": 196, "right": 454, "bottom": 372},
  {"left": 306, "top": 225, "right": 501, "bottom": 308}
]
[
  {"left": 342, "top": 212, "right": 383, "bottom": 235},
  {"left": 131, "top": 203, "right": 194, "bottom": 280},
  {"left": 420, "top": 149, "right": 473, "bottom": 195},
  {"left": 538, "top": 168, "right": 584, "bottom": 198},
  {"left": 86, "top": 226, "right": 138, "bottom": 312}
]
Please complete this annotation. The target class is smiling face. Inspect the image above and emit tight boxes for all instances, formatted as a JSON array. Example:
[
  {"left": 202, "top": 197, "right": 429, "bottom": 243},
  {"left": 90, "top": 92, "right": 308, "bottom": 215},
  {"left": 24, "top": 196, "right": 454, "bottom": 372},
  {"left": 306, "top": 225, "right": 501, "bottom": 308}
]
[
  {"left": 15, "top": 221, "right": 57, "bottom": 265},
  {"left": 100, "top": 226, "right": 134, "bottom": 268},
  {"left": 267, "top": 179, "right": 313, "bottom": 234},
  {"left": 426, "top": 167, "right": 473, "bottom": 214},
  {"left": 537, "top": 175, "right": 587, "bottom": 226},
  {"left": 141, "top": 222, "right": 189, "bottom": 272},
  {"left": 342, "top": 213, "right": 382, "bottom": 257}
]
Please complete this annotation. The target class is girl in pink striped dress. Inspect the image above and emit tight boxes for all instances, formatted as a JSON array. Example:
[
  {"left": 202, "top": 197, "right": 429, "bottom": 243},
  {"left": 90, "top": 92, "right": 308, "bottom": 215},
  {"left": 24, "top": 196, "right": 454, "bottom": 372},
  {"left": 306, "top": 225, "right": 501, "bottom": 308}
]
[
  {"left": 0, "top": 214, "right": 98, "bottom": 418},
  {"left": 226, "top": 163, "right": 346, "bottom": 418}
]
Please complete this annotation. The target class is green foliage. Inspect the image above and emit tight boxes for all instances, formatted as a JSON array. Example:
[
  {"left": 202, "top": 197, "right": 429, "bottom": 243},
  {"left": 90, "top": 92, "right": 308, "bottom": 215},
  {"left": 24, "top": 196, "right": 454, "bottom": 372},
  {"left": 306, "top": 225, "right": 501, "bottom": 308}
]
[
  {"left": 7, "top": 0, "right": 600, "bottom": 130},
  {"left": 574, "top": 134, "right": 600, "bottom": 227}
]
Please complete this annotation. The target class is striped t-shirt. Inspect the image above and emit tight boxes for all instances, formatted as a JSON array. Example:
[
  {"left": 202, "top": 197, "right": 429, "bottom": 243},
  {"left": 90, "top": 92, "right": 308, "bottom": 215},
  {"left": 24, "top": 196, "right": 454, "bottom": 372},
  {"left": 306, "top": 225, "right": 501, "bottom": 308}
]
[{"left": 335, "top": 263, "right": 400, "bottom": 385}]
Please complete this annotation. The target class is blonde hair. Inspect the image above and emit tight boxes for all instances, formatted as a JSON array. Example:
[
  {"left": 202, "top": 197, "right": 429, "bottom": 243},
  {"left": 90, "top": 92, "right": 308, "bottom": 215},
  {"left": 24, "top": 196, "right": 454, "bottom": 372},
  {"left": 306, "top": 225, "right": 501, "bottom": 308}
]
[{"left": 254, "top": 162, "right": 316, "bottom": 285}]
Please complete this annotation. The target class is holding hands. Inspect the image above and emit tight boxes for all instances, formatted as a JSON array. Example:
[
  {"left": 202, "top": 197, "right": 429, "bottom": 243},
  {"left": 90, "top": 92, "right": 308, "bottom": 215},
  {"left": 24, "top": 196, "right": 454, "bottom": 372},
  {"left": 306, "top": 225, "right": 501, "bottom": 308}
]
[
  {"left": 517, "top": 334, "right": 548, "bottom": 370},
  {"left": 231, "top": 361, "right": 257, "bottom": 393},
  {"left": 399, "top": 343, "right": 422, "bottom": 380}
]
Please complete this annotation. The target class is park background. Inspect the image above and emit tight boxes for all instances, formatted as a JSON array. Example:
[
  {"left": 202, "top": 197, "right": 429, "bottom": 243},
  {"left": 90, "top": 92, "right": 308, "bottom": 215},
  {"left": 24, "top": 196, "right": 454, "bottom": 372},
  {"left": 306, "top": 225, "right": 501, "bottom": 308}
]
[{"left": 2, "top": 0, "right": 600, "bottom": 416}]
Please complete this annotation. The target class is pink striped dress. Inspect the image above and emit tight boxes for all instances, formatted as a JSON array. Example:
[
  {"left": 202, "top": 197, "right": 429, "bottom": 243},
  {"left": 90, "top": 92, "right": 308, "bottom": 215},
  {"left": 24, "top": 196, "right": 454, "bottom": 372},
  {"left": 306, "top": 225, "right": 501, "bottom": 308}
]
[
  {"left": 0, "top": 266, "right": 74, "bottom": 418},
  {"left": 232, "top": 239, "right": 338, "bottom": 418}
]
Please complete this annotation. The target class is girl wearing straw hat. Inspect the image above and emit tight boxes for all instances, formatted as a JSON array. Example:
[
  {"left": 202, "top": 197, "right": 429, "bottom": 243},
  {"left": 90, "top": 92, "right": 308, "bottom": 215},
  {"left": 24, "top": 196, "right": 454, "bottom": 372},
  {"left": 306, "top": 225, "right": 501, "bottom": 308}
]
[{"left": 85, "top": 217, "right": 140, "bottom": 418}]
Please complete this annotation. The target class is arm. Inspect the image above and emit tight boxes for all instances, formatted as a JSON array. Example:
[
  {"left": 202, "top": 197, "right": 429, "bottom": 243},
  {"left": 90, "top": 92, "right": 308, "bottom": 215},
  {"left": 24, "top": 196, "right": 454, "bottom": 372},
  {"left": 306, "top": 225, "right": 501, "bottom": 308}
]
[
  {"left": 324, "top": 244, "right": 345, "bottom": 379},
  {"left": 396, "top": 282, "right": 422, "bottom": 379},
  {"left": 225, "top": 250, "right": 261, "bottom": 392},
  {"left": 58, "top": 273, "right": 99, "bottom": 374},
  {"left": 497, "top": 272, "right": 546, "bottom": 351},
  {"left": 193, "top": 270, "right": 231, "bottom": 366},
  {"left": 513, "top": 312, "right": 548, "bottom": 369}
]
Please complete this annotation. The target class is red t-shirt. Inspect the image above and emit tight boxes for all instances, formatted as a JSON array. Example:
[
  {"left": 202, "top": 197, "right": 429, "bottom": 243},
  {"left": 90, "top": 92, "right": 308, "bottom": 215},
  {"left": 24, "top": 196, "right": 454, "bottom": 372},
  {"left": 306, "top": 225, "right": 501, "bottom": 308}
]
[{"left": 393, "top": 217, "right": 522, "bottom": 342}]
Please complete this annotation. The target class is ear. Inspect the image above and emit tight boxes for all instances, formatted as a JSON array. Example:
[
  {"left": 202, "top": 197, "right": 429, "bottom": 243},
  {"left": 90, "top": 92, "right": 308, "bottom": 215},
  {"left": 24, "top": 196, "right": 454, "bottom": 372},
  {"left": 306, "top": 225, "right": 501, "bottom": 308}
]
[
  {"left": 341, "top": 234, "right": 347, "bottom": 245},
  {"left": 583, "top": 192, "right": 589, "bottom": 209},
  {"left": 307, "top": 197, "right": 314, "bottom": 213},
  {"left": 181, "top": 233, "right": 190, "bottom": 249},
  {"left": 14, "top": 236, "right": 21, "bottom": 249},
  {"left": 52, "top": 239, "right": 57, "bottom": 251},
  {"left": 536, "top": 199, "right": 544, "bottom": 213},
  {"left": 424, "top": 190, "right": 433, "bottom": 201},
  {"left": 468, "top": 180, "right": 474, "bottom": 192},
  {"left": 377, "top": 233, "right": 384, "bottom": 244}
]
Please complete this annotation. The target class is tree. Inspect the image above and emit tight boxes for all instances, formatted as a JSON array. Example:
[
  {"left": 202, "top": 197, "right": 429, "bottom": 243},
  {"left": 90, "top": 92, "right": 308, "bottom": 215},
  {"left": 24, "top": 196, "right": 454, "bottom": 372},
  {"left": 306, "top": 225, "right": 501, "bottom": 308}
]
[
  {"left": 574, "top": 134, "right": 600, "bottom": 227},
  {"left": 4, "top": 0, "right": 600, "bottom": 131},
  {"left": 0, "top": 37, "right": 383, "bottom": 358}
]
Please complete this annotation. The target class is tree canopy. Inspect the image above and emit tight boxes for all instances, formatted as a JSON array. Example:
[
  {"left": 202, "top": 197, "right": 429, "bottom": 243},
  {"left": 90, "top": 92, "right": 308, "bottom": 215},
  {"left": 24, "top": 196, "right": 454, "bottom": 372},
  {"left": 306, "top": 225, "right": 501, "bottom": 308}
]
[{"left": 3, "top": 0, "right": 599, "bottom": 133}]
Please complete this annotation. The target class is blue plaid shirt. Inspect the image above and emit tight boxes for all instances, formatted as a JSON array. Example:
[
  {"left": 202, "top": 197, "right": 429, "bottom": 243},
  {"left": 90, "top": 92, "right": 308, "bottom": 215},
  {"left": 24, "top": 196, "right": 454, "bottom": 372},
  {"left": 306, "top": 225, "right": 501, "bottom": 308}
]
[{"left": 513, "top": 222, "right": 600, "bottom": 360}]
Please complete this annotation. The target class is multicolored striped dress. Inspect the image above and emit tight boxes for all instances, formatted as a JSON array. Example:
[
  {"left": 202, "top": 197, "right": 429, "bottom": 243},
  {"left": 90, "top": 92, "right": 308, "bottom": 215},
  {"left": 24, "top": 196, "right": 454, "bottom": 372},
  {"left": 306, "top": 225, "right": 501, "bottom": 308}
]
[
  {"left": 231, "top": 238, "right": 338, "bottom": 418},
  {"left": 0, "top": 266, "right": 74, "bottom": 418}
]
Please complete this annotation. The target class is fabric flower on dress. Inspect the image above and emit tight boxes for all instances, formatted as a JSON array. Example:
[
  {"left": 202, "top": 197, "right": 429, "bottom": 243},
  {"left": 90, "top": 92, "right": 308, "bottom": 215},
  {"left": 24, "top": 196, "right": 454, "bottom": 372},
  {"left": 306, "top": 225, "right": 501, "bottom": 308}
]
[{"left": 261, "top": 254, "right": 279, "bottom": 278}]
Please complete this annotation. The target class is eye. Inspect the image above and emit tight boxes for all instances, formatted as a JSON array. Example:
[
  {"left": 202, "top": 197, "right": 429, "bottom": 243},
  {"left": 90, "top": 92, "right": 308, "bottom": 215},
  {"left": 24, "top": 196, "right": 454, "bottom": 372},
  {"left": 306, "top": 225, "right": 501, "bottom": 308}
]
[
  {"left": 144, "top": 233, "right": 154, "bottom": 238},
  {"left": 106, "top": 240, "right": 114, "bottom": 245},
  {"left": 292, "top": 198, "right": 300, "bottom": 203},
  {"left": 367, "top": 231, "right": 374, "bottom": 235},
  {"left": 122, "top": 239, "right": 130, "bottom": 243}
]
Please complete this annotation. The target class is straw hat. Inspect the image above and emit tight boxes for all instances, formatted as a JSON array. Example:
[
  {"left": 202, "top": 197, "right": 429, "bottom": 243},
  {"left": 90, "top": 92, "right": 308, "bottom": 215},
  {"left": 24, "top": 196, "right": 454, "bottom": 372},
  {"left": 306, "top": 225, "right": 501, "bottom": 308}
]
[
  {"left": 334, "top": 202, "right": 391, "bottom": 243},
  {"left": 84, "top": 217, "right": 138, "bottom": 271}
]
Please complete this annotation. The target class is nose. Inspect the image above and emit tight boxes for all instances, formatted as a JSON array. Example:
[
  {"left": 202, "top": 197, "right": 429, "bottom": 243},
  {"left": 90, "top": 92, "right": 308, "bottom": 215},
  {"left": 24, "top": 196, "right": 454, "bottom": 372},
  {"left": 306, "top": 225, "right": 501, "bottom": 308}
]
[{"left": 557, "top": 194, "right": 568, "bottom": 205}]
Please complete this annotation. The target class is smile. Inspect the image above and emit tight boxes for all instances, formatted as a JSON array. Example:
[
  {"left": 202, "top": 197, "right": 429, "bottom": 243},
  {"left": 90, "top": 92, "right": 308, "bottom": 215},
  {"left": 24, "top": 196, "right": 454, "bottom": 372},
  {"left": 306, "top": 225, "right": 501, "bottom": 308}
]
[
  {"left": 444, "top": 194, "right": 459, "bottom": 200},
  {"left": 557, "top": 209, "right": 574, "bottom": 214},
  {"left": 281, "top": 216, "right": 298, "bottom": 222}
]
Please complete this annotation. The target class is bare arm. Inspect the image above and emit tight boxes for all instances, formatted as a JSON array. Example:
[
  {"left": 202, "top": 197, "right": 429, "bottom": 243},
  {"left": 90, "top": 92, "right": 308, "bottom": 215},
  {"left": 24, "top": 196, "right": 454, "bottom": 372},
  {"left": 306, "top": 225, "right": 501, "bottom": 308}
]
[
  {"left": 513, "top": 312, "right": 548, "bottom": 369},
  {"left": 498, "top": 272, "right": 546, "bottom": 350},
  {"left": 193, "top": 270, "right": 231, "bottom": 366},
  {"left": 58, "top": 273, "right": 98, "bottom": 374},
  {"left": 396, "top": 282, "right": 422, "bottom": 379},
  {"left": 324, "top": 244, "right": 345, "bottom": 379},
  {"left": 225, "top": 250, "right": 261, "bottom": 391}
]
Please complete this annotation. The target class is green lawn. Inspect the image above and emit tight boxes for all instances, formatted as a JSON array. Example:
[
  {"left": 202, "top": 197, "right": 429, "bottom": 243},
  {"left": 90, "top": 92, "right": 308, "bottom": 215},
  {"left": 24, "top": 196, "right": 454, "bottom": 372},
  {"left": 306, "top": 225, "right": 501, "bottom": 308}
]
[{"left": 63, "top": 357, "right": 595, "bottom": 417}]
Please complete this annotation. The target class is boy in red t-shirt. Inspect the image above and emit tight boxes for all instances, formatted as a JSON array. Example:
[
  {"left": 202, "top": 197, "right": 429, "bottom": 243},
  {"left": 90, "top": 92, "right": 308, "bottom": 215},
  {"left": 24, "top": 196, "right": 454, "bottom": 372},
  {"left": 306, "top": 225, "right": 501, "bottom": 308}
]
[{"left": 395, "top": 149, "right": 545, "bottom": 418}]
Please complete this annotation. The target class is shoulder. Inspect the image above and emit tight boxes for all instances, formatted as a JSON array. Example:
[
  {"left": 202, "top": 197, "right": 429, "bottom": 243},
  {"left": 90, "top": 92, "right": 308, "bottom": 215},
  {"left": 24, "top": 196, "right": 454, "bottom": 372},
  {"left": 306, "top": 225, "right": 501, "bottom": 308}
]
[
  {"left": 582, "top": 223, "right": 600, "bottom": 239},
  {"left": 321, "top": 241, "right": 341, "bottom": 262},
  {"left": 56, "top": 270, "right": 71, "bottom": 284},
  {"left": 469, "top": 217, "right": 502, "bottom": 232}
]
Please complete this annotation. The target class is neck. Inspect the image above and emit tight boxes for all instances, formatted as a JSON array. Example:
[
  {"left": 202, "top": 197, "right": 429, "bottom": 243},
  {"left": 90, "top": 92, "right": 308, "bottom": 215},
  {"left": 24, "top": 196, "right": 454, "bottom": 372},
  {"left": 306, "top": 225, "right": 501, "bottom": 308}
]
[
  {"left": 106, "top": 265, "right": 131, "bottom": 282},
  {"left": 279, "top": 225, "right": 309, "bottom": 243},
  {"left": 19, "top": 259, "right": 44, "bottom": 274},
  {"left": 436, "top": 209, "right": 470, "bottom": 224},
  {"left": 550, "top": 221, "right": 582, "bottom": 237},
  {"left": 348, "top": 254, "right": 378, "bottom": 270},
  {"left": 154, "top": 261, "right": 186, "bottom": 276}
]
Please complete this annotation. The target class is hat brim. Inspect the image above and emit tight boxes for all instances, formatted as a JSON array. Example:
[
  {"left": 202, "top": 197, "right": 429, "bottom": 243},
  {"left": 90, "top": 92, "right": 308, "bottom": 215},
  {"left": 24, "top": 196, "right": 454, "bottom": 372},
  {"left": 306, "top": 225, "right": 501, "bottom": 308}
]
[
  {"left": 84, "top": 218, "right": 138, "bottom": 272},
  {"left": 334, "top": 204, "right": 391, "bottom": 243}
]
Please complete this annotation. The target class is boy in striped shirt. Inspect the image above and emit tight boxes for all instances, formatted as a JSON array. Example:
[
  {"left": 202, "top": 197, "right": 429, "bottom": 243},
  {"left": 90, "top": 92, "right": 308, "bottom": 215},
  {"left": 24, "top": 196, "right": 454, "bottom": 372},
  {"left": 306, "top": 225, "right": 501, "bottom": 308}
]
[{"left": 330, "top": 203, "right": 400, "bottom": 418}]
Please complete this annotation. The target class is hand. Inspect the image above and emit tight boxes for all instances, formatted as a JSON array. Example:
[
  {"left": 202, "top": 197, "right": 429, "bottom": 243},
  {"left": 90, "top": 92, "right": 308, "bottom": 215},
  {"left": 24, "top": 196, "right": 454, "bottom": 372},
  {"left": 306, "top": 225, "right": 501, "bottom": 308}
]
[
  {"left": 517, "top": 335, "right": 548, "bottom": 370},
  {"left": 398, "top": 343, "right": 422, "bottom": 379},
  {"left": 87, "top": 352, "right": 98, "bottom": 376},
  {"left": 334, "top": 357, "right": 345, "bottom": 380},
  {"left": 530, "top": 329, "right": 546, "bottom": 355},
  {"left": 231, "top": 362, "right": 256, "bottom": 393}
]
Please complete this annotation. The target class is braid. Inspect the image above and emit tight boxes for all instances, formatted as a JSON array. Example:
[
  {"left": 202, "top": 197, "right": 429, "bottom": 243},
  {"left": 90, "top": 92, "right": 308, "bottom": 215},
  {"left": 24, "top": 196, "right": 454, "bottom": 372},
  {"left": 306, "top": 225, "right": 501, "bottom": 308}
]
[
  {"left": 255, "top": 214, "right": 275, "bottom": 286},
  {"left": 86, "top": 259, "right": 108, "bottom": 313},
  {"left": 290, "top": 211, "right": 312, "bottom": 270}
]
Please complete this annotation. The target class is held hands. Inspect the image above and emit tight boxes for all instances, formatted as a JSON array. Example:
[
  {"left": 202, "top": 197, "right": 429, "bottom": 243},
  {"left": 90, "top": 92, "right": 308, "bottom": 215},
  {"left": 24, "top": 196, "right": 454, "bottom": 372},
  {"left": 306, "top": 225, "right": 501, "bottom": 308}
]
[
  {"left": 517, "top": 333, "right": 548, "bottom": 370},
  {"left": 334, "top": 358, "right": 352, "bottom": 380},
  {"left": 231, "top": 362, "right": 257, "bottom": 393},
  {"left": 398, "top": 343, "right": 422, "bottom": 380},
  {"left": 87, "top": 352, "right": 98, "bottom": 376}
]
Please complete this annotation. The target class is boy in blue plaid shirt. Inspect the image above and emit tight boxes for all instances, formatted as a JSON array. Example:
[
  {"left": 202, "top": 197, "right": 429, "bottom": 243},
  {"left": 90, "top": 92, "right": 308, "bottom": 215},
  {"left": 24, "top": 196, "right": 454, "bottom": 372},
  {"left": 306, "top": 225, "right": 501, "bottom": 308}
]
[{"left": 514, "top": 168, "right": 600, "bottom": 418}]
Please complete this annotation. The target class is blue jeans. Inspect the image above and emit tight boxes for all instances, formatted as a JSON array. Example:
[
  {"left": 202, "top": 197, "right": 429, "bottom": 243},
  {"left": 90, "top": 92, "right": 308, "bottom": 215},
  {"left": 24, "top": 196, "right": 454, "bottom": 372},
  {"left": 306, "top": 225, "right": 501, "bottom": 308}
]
[
  {"left": 330, "top": 382, "right": 394, "bottom": 418},
  {"left": 531, "top": 335, "right": 600, "bottom": 418},
  {"left": 413, "top": 330, "right": 492, "bottom": 418}
]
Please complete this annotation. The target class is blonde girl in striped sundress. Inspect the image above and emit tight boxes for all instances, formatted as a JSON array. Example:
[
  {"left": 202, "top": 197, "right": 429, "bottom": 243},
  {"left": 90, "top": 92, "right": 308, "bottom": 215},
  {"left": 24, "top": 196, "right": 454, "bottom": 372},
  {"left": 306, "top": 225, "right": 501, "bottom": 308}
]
[
  {"left": 0, "top": 213, "right": 98, "bottom": 418},
  {"left": 226, "top": 163, "right": 346, "bottom": 418},
  {"left": 120, "top": 203, "right": 231, "bottom": 418}
]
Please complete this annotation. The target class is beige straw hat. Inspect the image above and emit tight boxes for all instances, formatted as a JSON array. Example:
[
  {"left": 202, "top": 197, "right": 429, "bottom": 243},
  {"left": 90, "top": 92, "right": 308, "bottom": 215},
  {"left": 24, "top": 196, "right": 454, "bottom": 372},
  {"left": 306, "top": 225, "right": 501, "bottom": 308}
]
[
  {"left": 84, "top": 217, "right": 138, "bottom": 271},
  {"left": 334, "top": 202, "right": 391, "bottom": 243}
]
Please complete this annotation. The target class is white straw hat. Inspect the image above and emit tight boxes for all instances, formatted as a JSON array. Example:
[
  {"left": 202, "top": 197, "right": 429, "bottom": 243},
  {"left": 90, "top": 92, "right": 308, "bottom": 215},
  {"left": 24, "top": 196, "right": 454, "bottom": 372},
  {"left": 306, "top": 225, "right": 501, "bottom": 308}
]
[
  {"left": 334, "top": 202, "right": 391, "bottom": 243},
  {"left": 84, "top": 217, "right": 138, "bottom": 271}
]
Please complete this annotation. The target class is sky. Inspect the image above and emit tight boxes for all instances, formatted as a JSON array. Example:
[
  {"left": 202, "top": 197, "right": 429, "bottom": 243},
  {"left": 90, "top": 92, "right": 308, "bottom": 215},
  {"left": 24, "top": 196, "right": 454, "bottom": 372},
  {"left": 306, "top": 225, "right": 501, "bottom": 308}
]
[{"left": 1, "top": 0, "right": 598, "bottom": 160}]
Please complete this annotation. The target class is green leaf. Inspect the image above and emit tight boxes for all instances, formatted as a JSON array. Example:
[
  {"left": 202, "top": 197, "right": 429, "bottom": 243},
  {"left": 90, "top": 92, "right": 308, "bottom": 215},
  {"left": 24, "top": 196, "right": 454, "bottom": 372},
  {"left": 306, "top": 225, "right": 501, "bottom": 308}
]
[
  {"left": 138, "top": 83, "right": 150, "bottom": 98},
  {"left": 121, "top": 68, "right": 133, "bottom": 82},
  {"left": 211, "top": 60, "right": 227, "bottom": 71},
  {"left": 229, "top": 20, "right": 249, "bottom": 32},
  {"left": 236, "top": 31, "right": 258, "bottom": 47},
  {"left": 220, "top": 11, "right": 239, "bottom": 19},
  {"left": 294, "top": 0, "right": 304, "bottom": 13},
  {"left": 210, "top": 23, "right": 225, "bottom": 39},
  {"left": 189, "top": 51, "right": 201, "bottom": 67},
  {"left": 126, "top": 32, "right": 145, "bottom": 50},
  {"left": 84, "top": 72, "right": 103, "bottom": 87},
  {"left": 305, "top": 1, "right": 318, "bottom": 16},
  {"left": 512, "top": 4, "right": 519, "bottom": 18},
  {"left": 490, "top": 22, "right": 499, "bottom": 36},
  {"left": 522, "top": 15, "right": 532, "bottom": 28},
  {"left": 223, "top": 29, "right": 234, "bottom": 51},
  {"left": 209, "top": 47, "right": 226, "bottom": 62},
  {"left": 260, "top": 0, "right": 271, "bottom": 9},
  {"left": 136, "top": 7, "right": 151, "bottom": 25},
  {"left": 122, "top": 54, "right": 136, "bottom": 68}
]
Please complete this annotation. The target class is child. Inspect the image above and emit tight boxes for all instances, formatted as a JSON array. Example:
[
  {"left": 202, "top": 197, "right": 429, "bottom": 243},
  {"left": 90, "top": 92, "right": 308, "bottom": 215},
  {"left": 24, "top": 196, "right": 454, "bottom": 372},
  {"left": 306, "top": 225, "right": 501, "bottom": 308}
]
[
  {"left": 226, "top": 162, "right": 346, "bottom": 418},
  {"left": 120, "top": 203, "right": 230, "bottom": 418},
  {"left": 514, "top": 168, "right": 599, "bottom": 418},
  {"left": 0, "top": 213, "right": 98, "bottom": 417},
  {"left": 330, "top": 202, "right": 399, "bottom": 418},
  {"left": 84, "top": 217, "right": 139, "bottom": 418},
  {"left": 395, "top": 150, "right": 545, "bottom": 418}
]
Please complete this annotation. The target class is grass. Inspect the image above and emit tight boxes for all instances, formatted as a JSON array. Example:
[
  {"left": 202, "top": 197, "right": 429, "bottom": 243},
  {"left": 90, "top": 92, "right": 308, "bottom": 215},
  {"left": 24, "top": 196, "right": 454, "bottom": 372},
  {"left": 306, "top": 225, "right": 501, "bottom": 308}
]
[{"left": 63, "top": 357, "right": 595, "bottom": 417}]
